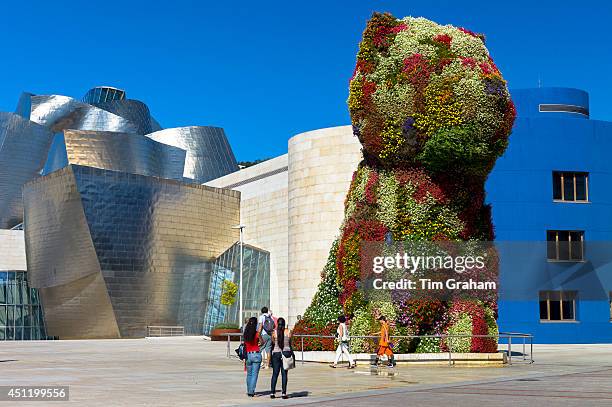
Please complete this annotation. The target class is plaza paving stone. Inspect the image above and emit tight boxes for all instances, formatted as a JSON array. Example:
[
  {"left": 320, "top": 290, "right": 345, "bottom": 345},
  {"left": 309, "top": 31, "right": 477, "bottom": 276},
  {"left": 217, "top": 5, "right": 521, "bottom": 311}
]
[{"left": 0, "top": 337, "right": 610, "bottom": 406}]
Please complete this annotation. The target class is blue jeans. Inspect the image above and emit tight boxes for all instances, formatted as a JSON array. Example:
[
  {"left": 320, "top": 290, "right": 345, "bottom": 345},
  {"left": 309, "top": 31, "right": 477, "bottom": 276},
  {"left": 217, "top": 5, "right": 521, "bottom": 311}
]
[
  {"left": 246, "top": 352, "right": 262, "bottom": 395},
  {"left": 260, "top": 332, "right": 272, "bottom": 353}
]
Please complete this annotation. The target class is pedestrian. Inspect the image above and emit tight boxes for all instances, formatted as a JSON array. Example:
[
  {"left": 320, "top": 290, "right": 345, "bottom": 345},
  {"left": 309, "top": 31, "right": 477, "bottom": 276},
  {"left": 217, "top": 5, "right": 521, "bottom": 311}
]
[
  {"left": 270, "top": 317, "right": 292, "bottom": 399},
  {"left": 330, "top": 315, "right": 356, "bottom": 369},
  {"left": 243, "top": 317, "right": 262, "bottom": 397},
  {"left": 258, "top": 306, "right": 275, "bottom": 369},
  {"left": 372, "top": 315, "right": 395, "bottom": 367}
]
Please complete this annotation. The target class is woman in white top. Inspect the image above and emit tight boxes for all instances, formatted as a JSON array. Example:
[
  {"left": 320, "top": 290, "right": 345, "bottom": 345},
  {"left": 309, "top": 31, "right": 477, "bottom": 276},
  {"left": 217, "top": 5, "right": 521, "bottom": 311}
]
[{"left": 330, "top": 315, "right": 356, "bottom": 369}]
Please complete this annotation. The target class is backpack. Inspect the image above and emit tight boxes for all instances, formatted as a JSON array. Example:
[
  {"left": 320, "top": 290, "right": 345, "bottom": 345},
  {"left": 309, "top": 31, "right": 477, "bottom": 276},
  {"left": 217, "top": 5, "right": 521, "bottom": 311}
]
[
  {"left": 263, "top": 314, "right": 275, "bottom": 334},
  {"left": 235, "top": 343, "right": 247, "bottom": 360}
]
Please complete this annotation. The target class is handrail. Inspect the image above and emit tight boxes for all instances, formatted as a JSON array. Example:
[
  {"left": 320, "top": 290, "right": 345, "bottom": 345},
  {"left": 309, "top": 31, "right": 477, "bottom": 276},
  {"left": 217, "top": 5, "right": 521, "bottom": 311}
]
[
  {"left": 220, "top": 332, "right": 534, "bottom": 366},
  {"left": 147, "top": 325, "right": 185, "bottom": 337}
]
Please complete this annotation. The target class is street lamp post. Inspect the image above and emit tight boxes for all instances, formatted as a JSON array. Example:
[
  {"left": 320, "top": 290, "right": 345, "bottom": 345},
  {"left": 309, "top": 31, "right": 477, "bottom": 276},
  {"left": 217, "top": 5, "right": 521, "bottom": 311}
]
[{"left": 232, "top": 224, "right": 245, "bottom": 327}]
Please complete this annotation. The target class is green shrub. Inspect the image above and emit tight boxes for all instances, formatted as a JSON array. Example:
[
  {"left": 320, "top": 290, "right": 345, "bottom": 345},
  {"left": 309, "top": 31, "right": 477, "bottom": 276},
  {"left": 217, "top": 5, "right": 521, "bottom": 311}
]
[{"left": 213, "top": 323, "right": 239, "bottom": 330}]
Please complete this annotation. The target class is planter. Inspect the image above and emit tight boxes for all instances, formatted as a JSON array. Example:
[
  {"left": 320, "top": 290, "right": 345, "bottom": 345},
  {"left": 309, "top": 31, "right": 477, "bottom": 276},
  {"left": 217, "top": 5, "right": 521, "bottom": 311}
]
[
  {"left": 296, "top": 351, "right": 507, "bottom": 365},
  {"left": 210, "top": 328, "right": 240, "bottom": 341}
]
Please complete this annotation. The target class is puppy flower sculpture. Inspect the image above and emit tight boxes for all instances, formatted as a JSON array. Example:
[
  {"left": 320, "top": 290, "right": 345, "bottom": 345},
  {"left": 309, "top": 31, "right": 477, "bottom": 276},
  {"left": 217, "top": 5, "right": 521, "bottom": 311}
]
[{"left": 296, "top": 13, "right": 515, "bottom": 354}]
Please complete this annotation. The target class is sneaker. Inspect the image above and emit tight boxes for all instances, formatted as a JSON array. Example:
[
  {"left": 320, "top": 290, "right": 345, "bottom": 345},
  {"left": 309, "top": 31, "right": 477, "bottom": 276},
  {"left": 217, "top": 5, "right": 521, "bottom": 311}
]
[
  {"left": 329, "top": 364, "right": 337, "bottom": 368},
  {"left": 282, "top": 394, "right": 289, "bottom": 399},
  {"left": 348, "top": 364, "right": 356, "bottom": 369},
  {"left": 270, "top": 394, "right": 276, "bottom": 399}
]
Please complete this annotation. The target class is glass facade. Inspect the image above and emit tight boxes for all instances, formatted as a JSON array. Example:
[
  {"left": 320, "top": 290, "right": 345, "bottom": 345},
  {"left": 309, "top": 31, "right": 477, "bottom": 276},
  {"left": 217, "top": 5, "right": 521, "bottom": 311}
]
[
  {"left": 203, "top": 243, "right": 270, "bottom": 334},
  {"left": 0, "top": 271, "right": 47, "bottom": 340},
  {"left": 82, "top": 87, "right": 126, "bottom": 105}
]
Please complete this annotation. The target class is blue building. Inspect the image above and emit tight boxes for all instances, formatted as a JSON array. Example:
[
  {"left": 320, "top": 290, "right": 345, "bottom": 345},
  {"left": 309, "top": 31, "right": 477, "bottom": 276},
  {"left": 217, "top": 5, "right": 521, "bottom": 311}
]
[{"left": 487, "top": 87, "right": 612, "bottom": 343}]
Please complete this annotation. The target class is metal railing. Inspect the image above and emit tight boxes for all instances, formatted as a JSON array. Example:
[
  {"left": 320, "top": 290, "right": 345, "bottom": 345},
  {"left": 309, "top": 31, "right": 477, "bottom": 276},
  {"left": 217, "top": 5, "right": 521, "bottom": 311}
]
[
  {"left": 222, "top": 332, "right": 533, "bottom": 366},
  {"left": 147, "top": 325, "right": 185, "bottom": 337}
]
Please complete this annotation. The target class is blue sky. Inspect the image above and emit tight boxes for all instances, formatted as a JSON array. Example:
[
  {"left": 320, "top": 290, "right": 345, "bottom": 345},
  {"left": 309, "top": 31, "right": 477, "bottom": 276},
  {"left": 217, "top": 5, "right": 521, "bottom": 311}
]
[{"left": 1, "top": 1, "right": 610, "bottom": 161}]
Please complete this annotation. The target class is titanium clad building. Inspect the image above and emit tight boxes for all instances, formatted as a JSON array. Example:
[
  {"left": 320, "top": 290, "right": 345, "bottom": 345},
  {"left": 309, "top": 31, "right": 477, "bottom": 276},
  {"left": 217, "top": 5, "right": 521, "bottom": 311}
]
[
  {"left": 24, "top": 165, "right": 240, "bottom": 338},
  {"left": 0, "top": 86, "right": 267, "bottom": 340}
]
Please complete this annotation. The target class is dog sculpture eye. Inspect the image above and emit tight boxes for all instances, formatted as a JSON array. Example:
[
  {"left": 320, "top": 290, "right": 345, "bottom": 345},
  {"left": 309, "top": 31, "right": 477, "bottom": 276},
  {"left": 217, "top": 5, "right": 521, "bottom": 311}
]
[{"left": 348, "top": 13, "right": 515, "bottom": 175}]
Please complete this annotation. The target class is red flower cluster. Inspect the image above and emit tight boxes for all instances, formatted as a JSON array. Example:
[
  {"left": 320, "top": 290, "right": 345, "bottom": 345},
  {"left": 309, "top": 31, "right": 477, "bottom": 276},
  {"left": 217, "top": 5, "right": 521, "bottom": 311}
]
[
  {"left": 391, "top": 23, "right": 409, "bottom": 33},
  {"left": 361, "top": 80, "right": 377, "bottom": 107},
  {"left": 433, "top": 34, "right": 452, "bottom": 47},
  {"left": 291, "top": 320, "right": 336, "bottom": 351},
  {"left": 362, "top": 12, "right": 406, "bottom": 51},
  {"left": 402, "top": 54, "right": 433, "bottom": 87},
  {"left": 364, "top": 170, "right": 379, "bottom": 204},
  {"left": 458, "top": 27, "right": 486, "bottom": 42},
  {"left": 395, "top": 168, "right": 447, "bottom": 204},
  {"left": 458, "top": 27, "right": 478, "bottom": 37},
  {"left": 337, "top": 219, "right": 387, "bottom": 306},
  {"left": 461, "top": 57, "right": 477, "bottom": 68}
]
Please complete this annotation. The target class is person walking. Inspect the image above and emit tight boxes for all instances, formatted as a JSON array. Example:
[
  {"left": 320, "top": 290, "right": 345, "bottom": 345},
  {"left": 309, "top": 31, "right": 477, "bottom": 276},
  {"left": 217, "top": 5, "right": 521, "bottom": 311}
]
[
  {"left": 372, "top": 315, "right": 395, "bottom": 367},
  {"left": 258, "top": 307, "right": 275, "bottom": 369},
  {"left": 243, "top": 317, "right": 262, "bottom": 397},
  {"left": 330, "top": 315, "right": 356, "bottom": 369},
  {"left": 270, "top": 317, "right": 292, "bottom": 399}
]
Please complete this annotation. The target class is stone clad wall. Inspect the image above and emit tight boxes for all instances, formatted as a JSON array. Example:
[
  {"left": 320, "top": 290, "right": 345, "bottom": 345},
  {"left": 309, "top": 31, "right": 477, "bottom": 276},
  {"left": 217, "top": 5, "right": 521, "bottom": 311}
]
[
  {"left": 287, "top": 126, "right": 361, "bottom": 325},
  {"left": 206, "top": 155, "right": 289, "bottom": 319},
  {"left": 0, "top": 230, "right": 27, "bottom": 271}
]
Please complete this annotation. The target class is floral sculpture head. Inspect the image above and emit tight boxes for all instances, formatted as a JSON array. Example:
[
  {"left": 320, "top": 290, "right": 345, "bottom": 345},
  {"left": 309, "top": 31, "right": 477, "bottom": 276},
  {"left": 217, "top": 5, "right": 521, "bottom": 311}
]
[{"left": 348, "top": 13, "right": 515, "bottom": 176}]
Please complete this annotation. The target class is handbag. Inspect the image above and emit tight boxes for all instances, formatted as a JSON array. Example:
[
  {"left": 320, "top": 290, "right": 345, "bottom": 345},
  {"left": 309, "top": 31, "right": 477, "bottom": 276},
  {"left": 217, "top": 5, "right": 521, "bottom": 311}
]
[
  {"left": 281, "top": 351, "right": 295, "bottom": 370},
  {"left": 235, "top": 343, "right": 247, "bottom": 361}
]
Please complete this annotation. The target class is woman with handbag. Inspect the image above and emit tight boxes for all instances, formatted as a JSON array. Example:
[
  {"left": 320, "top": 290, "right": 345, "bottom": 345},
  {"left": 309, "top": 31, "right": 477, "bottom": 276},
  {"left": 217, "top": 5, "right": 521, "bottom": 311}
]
[
  {"left": 243, "top": 317, "right": 262, "bottom": 397},
  {"left": 330, "top": 315, "right": 356, "bottom": 369},
  {"left": 270, "top": 317, "right": 293, "bottom": 399}
]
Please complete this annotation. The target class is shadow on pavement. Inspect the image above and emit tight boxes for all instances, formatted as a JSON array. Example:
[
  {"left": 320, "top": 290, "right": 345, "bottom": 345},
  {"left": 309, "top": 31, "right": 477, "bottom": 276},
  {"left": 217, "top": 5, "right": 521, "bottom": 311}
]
[{"left": 254, "top": 391, "right": 310, "bottom": 399}]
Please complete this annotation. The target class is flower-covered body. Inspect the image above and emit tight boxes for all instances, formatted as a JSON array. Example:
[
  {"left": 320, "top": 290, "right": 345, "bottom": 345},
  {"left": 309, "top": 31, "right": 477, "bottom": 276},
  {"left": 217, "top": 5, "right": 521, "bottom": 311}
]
[{"left": 295, "top": 13, "right": 515, "bottom": 353}]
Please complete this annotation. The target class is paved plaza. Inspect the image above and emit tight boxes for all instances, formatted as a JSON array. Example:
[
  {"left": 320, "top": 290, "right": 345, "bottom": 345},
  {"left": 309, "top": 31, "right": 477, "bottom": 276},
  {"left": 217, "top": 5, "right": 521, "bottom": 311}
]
[{"left": 0, "top": 337, "right": 611, "bottom": 406}]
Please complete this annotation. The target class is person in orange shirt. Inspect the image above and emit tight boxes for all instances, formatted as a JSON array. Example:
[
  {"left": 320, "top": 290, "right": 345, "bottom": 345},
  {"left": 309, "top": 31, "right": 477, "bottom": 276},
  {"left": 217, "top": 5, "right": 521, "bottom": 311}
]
[{"left": 372, "top": 316, "right": 395, "bottom": 367}]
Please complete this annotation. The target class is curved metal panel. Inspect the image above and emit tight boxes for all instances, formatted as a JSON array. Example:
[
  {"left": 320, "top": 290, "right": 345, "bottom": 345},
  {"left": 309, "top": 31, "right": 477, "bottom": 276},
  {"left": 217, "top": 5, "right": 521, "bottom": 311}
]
[
  {"left": 29, "top": 95, "right": 139, "bottom": 134},
  {"left": 15, "top": 92, "right": 34, "bottom": 119},
  {"left": 44, "top": 129, "right": 186, "bottom": 180},
  {"left": 23, "top": 165, "right": 241, "bottom": 338},
  {"left": 93, "top": 99, "right": 159, "bottom": 135},
  {"left": 146, "top": 126, "right": 239, "bottom": 183},
  {"left": 23, "top": 167, "right": 119, "bottom": 339},
  {"left": 23, "top": 167, "right": 102, "bottom": 288},
  {"left": 0, "top": 112, "right": 55, "bottom": 228}
]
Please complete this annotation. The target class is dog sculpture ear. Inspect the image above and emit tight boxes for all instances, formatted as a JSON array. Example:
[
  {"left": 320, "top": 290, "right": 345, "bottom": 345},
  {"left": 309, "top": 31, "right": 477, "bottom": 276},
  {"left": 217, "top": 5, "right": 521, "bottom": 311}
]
[{"left": 348, "top": 13, "right": 515, "bottom": 172}]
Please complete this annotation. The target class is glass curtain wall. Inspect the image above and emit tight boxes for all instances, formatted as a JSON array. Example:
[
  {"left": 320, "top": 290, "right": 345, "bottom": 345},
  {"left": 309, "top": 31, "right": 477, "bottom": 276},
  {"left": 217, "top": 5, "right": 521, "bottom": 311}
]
[
  {"left": 203, "top": 243, "right": 270, "bottom": 334},
  {"left": 0, "top": 271, "right": 47, "bottom": 340}
]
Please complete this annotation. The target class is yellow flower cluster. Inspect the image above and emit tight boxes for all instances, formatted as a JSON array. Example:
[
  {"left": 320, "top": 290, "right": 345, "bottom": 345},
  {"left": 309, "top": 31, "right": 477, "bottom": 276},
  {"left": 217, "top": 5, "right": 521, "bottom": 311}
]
[
  {"left": 379, "top": 122, "right": 404, "bottom": 160},
  {"left": 414, "top": 84, "right": 464, "bottom": 136},
  {"left": 348, "top": 77, "right": 364, "bottom": 112}
]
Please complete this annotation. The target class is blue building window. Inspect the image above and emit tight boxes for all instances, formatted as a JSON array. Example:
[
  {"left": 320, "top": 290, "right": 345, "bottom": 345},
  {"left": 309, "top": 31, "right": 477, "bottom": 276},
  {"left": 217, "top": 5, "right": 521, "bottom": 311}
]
[
  {"left": 547, "top": 230, "right": 584, "bottom": 261},
  {"left": 553, "top": 172, "right": 589, "bottom": 202},
  {"left": 539, "top": 291, "right": 577, "bottom": 322}
]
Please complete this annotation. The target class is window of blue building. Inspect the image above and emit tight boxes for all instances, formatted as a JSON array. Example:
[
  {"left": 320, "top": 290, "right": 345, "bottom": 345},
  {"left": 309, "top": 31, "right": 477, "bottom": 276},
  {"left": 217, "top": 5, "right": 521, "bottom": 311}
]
[
  {"left": 547, "top": 230, "right": 584, "bottom": 261},
  {"left": 540, "top": 291, "right": 577, "bottom": 321},
  {"left": 553, "top": 172, "right": 589, "bottom": 202}
]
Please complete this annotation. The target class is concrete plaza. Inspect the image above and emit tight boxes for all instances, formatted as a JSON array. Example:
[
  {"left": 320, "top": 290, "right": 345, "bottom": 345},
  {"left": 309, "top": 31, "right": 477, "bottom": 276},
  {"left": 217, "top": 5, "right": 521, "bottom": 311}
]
[{"left": 0, "top": 337, "right": 611, "bottom": 406}]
